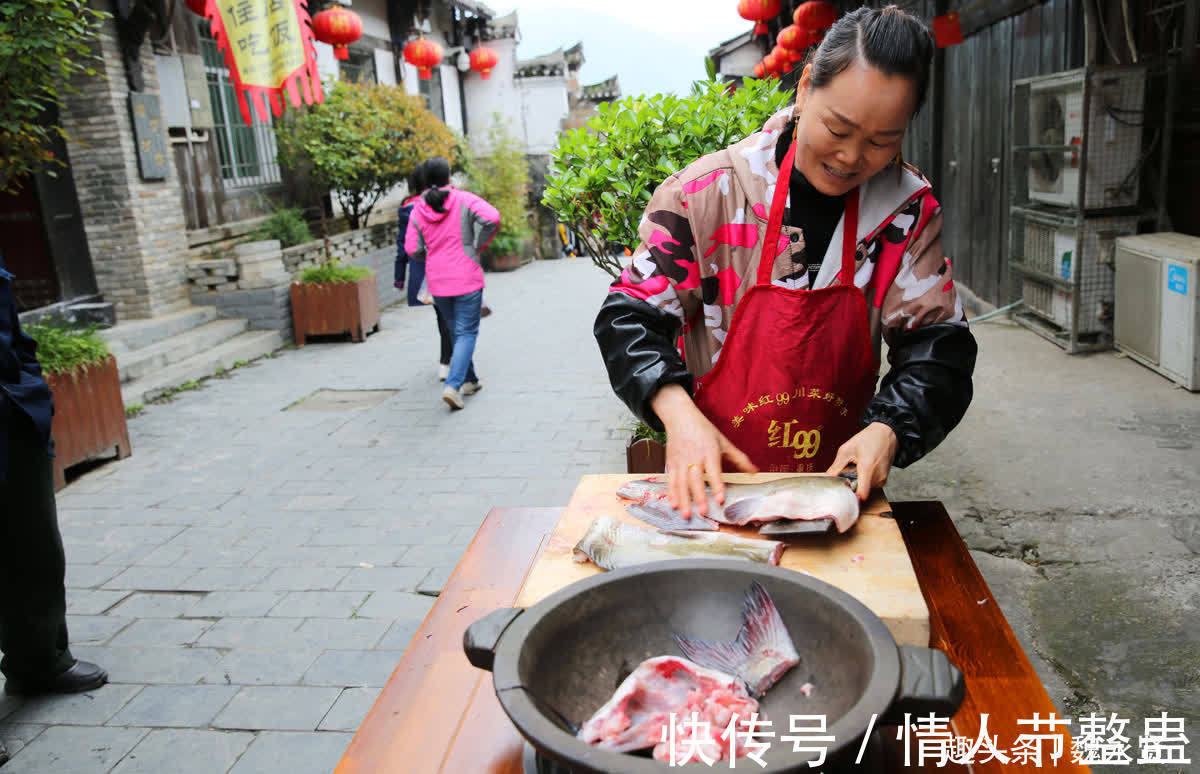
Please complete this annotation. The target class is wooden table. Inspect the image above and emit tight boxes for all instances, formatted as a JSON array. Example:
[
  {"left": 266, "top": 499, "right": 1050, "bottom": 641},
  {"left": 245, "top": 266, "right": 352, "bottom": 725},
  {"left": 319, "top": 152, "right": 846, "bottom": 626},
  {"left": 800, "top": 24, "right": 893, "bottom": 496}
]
[{"left": 335, "top": 503, "right": 1090, "bottom": 773}]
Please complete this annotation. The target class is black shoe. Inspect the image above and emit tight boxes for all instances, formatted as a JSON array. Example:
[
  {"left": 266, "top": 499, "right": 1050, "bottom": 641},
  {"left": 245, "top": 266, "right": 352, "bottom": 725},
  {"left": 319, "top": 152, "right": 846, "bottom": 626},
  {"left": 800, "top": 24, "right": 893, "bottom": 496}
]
[{"left": 3, "top": 660, "right": 107, "bottom": 696}]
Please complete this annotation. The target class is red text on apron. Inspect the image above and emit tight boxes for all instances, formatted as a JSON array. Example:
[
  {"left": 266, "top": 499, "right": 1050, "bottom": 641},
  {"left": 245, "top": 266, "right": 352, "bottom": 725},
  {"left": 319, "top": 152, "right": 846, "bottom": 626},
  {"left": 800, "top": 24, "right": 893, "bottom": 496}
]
[{"left": 692, "top": 141, "right": 878, "bottom": 473}]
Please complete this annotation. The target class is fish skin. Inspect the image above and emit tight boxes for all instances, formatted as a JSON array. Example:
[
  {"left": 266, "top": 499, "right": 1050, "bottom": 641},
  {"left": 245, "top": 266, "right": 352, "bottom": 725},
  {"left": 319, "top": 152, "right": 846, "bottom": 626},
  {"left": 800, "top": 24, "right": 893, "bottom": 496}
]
[
  {"left": 625, "top": 502, "right": 720, "bottom": 532},
  {"left": 619, "top": 476, "right": 860, "bottom": 533},
  {"left": 674, "top": 581, "right": 800, "bottom": 698},
  {"left": 572, "top": 517, "right": 784, "bottom": 571}
]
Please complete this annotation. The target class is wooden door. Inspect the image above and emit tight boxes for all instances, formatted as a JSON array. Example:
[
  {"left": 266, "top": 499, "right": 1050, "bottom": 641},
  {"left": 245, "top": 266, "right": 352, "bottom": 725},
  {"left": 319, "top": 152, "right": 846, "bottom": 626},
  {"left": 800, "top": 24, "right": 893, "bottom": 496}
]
[{"left": 0, "top": 182, "right": 58, "bottom": 311}]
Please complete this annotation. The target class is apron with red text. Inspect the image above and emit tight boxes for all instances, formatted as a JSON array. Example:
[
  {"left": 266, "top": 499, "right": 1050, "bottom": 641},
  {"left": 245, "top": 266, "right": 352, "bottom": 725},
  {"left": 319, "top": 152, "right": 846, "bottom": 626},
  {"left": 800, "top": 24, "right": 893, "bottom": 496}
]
[{"left": 692, "top": 141, "right": 878, "bottom": 473}]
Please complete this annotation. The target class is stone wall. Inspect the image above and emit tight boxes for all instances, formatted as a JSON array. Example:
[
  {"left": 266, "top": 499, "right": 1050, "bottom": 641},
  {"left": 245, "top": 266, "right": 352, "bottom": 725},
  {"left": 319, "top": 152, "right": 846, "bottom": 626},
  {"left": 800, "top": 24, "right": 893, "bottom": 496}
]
[
  {"left": 281, "top": 222, "right": 398, "bottom": 275},
  {"left": 59, "top": 1, "right": 191, "bottom": 321}
]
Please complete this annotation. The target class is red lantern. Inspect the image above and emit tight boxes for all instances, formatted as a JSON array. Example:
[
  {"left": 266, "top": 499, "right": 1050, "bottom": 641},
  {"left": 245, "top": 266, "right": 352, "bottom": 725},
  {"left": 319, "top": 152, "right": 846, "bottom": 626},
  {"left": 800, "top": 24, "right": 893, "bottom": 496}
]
[
  {"left": 793, "top": 1, "right": 836, "bottom": 33},
  {"left": 737, "top": 0, "right": 782, "bottom": 36},
  {"left": 404, "top": 38, "right": 443, "bottom": 80},
  {"left": 753, "top": 61, "right": 766, "bottom": 79},
  {"left": 185, "top": 0, "right": 206, "bottom": 16},
  {"left": 312, "top": 4, "right": 362, "bottom": 61},
  {"left": 469, "top": 46, "right": 499, "bottom": 80},
  {"left": 777, "top": 24, "right": 808, "bottom": 53},
  {"left": 762, "top": 52, "right": 781, "bottom": 75}
]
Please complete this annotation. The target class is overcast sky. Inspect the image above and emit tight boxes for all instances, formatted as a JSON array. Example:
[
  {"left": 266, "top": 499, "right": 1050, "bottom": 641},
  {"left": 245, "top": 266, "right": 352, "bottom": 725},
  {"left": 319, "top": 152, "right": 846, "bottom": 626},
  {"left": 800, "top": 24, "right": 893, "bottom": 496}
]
[{"left": 492, "top": 0, "right": 754, "bottom": 97}]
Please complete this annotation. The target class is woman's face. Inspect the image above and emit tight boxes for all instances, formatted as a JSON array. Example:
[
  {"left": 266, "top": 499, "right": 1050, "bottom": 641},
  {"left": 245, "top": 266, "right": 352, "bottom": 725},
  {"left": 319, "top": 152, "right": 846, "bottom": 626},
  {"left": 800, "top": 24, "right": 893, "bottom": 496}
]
[{"left": 792, "top": 60, "right": 918, "bottom": 196}]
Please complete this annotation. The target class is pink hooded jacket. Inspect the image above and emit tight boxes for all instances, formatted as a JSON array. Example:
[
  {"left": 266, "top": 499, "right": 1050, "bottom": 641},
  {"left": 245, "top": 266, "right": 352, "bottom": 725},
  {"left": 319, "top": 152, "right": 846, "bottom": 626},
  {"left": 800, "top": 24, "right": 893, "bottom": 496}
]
[{"left": 404, "top": 187, "right": 500, "bottom": 297}]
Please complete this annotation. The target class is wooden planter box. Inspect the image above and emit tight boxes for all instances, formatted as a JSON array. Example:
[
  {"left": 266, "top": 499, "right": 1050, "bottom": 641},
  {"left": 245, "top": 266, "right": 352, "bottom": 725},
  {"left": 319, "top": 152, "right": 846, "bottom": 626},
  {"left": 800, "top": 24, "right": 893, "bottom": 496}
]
[
  {"left": 626, "top": 437, "right": 666, "bottom": 474},
  {"left": 290, "top": 275, "right": 380, "bottom": 346},
  {"left": 487, "top": 253, "right": 522, "bottom": 272},
  {"left": 44, "top": 355, "right": 131, "bottom": 491}
]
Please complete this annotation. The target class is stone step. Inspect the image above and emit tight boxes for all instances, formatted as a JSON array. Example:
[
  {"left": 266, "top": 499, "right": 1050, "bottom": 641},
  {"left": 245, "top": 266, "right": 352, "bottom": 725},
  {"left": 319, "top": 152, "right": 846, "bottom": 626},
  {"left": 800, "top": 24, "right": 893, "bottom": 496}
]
[
  {"left": 121, "top": 330, "right": 284, "bottom": 406},
  {"left": 113, "top": 318, "right": 250, "bottom": 384},
  {"left": 102, "top": 306, "right": 219, "bottom": 354}
]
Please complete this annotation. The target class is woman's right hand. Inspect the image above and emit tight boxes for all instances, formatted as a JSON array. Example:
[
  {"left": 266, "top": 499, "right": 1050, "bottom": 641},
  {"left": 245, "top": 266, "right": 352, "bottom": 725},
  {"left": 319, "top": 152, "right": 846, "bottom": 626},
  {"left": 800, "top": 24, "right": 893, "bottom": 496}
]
[{"left": 651, "top": 384, "right": 758, "bottom": 518}]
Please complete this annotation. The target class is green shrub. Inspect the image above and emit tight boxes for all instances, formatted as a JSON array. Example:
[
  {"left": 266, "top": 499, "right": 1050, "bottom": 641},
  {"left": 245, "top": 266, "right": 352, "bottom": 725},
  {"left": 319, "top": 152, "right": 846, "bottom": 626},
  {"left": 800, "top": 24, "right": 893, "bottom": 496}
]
[
  {"left": 274, "top": 81, "right": 458, "bottom": 230},
  {"left": 469, "top": 118, "right": 532, "bottom": 260},
  {"left": 249, "top": 207, "right": 312, "bottom": 248},
  {"left": 297, "top": 262, "right": 372, "bottom": 284},
  {"left": 543, "top": 78, "right": 793, "bottom": 278},
  {"left": 25, "top": 321, "right": 110, "bottom": 375}
]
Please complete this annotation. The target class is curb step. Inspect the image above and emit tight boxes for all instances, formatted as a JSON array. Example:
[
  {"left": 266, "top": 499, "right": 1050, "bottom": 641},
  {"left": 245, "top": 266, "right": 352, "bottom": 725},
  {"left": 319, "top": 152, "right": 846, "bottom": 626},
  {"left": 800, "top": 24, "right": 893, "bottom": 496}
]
[
  {"left": 102, "top": 306, "right": 219, "bottom": 354},
  {"left": 121, "top": 330, "right": 285, "bottom": 406},
  {"left": 114, "top": 318, "right": 250, "bottom": 384}
]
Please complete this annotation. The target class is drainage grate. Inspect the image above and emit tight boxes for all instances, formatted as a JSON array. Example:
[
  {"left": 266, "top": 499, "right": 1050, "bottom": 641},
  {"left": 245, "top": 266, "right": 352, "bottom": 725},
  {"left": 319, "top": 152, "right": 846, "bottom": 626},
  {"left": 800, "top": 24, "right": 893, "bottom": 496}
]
[{"left": 284, "top": 389, "right": 398, "bottom": 412}]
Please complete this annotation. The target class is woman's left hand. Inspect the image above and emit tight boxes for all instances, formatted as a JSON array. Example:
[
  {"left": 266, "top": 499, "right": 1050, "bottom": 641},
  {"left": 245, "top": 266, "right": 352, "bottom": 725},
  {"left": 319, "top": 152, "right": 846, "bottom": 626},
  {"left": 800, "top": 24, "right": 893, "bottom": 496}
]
[{"left": 826, "top": 422, "right": 899, "bottom": 501}]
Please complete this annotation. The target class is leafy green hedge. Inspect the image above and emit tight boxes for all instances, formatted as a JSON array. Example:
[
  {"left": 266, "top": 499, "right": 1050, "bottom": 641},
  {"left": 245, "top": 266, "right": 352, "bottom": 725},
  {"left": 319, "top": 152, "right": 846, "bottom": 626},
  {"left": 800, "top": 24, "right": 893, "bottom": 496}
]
[
  {"left": 249, "top": 207, "right": 312, "bottom": 248},
  {"left": 297, "top": 262, "right": 372, "bottom": 284},
  {"left": 543, "top": 78, "right": 792, "bottom": 278},
  {"left": 25, "top": 322, "right": 110, "bottom": 375}
]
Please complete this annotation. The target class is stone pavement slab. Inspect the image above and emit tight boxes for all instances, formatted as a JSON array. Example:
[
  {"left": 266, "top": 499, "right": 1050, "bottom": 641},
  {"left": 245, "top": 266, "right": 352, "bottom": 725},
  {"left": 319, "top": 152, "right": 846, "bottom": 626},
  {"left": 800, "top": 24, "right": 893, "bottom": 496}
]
[{"left": 0, "top": 261, "right": 637, "bottom": 772}]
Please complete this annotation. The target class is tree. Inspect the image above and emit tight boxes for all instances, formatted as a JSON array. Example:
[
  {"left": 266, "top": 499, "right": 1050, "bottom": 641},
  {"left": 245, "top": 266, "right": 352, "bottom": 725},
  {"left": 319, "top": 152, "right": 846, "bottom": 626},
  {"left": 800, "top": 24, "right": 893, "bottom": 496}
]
[
  {"left": 0, "top": 0, "right": 109, "bottom": 193},
  {"left": 468, "top": 117, "right": 532, "bottom": 260},
  {"left": 274, "top": 80, "right": 458, "bottom": 230},
  {"left": 542, "top": 78, "right": 793, "bottom": 279}
]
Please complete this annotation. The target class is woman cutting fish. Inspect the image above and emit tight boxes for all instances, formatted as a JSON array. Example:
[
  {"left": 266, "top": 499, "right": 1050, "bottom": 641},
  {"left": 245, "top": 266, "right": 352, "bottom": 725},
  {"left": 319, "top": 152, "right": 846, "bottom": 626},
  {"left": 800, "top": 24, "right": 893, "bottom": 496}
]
[{"left": 595, "top": 5, "right": 977, "bottom": 517}]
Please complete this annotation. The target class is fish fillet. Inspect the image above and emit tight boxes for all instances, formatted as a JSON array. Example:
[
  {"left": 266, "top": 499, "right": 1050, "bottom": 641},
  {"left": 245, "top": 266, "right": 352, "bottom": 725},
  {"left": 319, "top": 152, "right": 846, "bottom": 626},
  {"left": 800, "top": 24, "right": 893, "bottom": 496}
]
[
  {"left": 675, "top": 581, "right": 800, "bottom": 697},
  {"left": 577, "top": 655, "right": 761, "bottom": 763},
  {"left": 572, "top": 516, "right": 784, "bottom": 570},
  {"left": 618, "top": 476, "right": 860, "bottom": 533}
]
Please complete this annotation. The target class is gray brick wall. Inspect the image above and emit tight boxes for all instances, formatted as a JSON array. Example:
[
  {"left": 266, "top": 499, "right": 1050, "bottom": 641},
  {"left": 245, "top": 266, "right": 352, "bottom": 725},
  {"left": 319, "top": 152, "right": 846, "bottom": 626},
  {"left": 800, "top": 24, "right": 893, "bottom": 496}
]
[{"left": 59, "top": 1, "right": 191, "bottom": 321}]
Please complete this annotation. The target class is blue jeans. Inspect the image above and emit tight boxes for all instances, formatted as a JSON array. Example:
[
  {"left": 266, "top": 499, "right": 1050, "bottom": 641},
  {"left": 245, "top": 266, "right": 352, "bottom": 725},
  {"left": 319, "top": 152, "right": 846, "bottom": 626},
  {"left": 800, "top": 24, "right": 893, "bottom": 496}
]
[{"left": 433, "top": 290, "right": 481, "bottom": 390}]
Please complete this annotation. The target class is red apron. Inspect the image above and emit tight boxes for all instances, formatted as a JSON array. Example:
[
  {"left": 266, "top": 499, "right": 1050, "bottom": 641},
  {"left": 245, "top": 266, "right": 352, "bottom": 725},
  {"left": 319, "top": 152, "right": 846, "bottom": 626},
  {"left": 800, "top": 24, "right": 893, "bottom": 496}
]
[{"left": 692, "top": 141, "right": 878, "bottom": 473}]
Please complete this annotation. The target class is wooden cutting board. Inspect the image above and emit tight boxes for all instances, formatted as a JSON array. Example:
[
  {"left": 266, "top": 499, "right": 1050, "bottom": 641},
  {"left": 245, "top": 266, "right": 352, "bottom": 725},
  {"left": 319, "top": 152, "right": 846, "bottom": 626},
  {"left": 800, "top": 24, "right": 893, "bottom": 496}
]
[{"left": 515, "top": 473, "right": 929, "bottom": 646}]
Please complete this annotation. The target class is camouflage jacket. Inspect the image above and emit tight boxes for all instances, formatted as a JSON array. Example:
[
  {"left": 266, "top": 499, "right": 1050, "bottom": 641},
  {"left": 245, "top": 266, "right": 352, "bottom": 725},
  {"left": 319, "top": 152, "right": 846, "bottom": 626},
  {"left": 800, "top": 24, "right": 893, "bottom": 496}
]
[{"left": 609, "top": 105, "right": 966, "bottom": 376}]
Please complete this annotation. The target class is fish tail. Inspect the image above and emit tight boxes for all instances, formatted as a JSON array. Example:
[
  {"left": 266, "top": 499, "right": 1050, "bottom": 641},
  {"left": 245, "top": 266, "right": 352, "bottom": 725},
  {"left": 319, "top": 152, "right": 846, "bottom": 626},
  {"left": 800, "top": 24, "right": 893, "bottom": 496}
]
[
  {"left": 626, "top": 503, "right": 719, "bottom": 532},
  {"left": 738, "top": 582, "right": 792, "bottom": 658},
  {"left": 673, "top": 634, "right": 749, "bottom": 677},
  {"left": 720, "top": 496, "right": 763, "bottom": 525}
]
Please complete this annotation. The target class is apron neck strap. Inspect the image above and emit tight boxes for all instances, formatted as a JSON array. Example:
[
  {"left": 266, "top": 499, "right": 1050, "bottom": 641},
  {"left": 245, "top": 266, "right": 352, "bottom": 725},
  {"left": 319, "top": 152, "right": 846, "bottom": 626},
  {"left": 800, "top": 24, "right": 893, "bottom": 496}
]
[{"left": 756, "top": 138, "right": 861, "bottom": 288}]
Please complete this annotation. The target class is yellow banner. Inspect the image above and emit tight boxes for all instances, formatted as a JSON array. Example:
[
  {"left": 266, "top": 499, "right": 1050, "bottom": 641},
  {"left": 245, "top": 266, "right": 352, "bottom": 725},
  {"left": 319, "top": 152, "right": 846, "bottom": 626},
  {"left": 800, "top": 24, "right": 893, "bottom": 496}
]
[{"left": 215, "top": 0, "right": 306, "bottom": 89}]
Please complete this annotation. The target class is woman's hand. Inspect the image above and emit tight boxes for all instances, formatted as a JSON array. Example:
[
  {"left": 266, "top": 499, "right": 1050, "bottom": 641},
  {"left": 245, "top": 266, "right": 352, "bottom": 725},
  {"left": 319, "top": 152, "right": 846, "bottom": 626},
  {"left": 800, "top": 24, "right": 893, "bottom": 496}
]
[
  {"left": 826, "top": 422, "right": 899, "bottom": 501},
  {"left": 650, "top": 384, "right": 757, "bottom": 517}
]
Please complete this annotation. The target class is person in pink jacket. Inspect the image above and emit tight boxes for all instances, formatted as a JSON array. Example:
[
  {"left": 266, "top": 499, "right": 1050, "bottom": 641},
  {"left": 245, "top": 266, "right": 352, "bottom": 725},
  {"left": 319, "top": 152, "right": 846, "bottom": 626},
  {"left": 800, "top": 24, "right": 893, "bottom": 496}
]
[{"left": 404, "top": 158, "right": 500, "bottom": 410}]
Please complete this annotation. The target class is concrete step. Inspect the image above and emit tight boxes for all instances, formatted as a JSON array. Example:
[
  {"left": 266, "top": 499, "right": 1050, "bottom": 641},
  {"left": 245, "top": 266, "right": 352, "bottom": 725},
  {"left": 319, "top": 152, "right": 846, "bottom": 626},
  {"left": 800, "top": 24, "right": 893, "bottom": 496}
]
[
  {"left": 102, "top": 306, "right": 219, "bottom": 354},
  {"left": 121, "top": 330, "right": 284, "bottom": 406},
  {"left": 114, "top": 318, "right": 250, "bottom": 384}
]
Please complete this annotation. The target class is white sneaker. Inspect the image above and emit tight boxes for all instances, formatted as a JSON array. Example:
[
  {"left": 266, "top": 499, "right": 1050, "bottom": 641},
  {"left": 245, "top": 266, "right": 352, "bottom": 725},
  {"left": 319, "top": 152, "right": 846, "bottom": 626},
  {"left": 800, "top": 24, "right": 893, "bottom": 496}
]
[
  {"left": 462, "top": 380, "right": 482, "bottom": 396},
  {"left": 438, "top": 363, "right": 449, "bottom": 381},
  {"left": 442, "top": 385, "right": 464, "bottom": 410}
]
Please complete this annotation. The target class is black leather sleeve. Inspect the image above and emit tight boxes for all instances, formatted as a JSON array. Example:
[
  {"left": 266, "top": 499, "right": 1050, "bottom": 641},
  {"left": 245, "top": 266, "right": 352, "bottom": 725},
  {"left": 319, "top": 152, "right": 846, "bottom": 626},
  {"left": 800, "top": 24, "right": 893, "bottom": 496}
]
[
  {"left": 594, "top": 292, "right": 694, "bottom": 432},
  {"left": 861, "top": 323, "right": 978, "bottom": 468}
]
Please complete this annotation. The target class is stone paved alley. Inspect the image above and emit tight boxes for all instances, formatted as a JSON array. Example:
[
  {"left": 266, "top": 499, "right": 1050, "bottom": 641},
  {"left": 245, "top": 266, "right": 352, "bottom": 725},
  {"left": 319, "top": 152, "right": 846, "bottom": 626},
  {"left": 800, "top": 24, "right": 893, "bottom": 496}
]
[{"left": 1, "top": 257, "right": 1196, "bottom": 773}]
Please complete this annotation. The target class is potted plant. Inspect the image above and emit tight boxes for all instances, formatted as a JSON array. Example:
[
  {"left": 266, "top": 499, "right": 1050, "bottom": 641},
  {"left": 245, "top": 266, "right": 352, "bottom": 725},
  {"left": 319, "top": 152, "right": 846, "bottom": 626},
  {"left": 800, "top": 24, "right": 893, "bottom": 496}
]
[
  {"left": 469, "top": 118, "right": 533, "bottom": 272},
  {"left": 543, "top": 71, "right": 791, "bottom": 468},
  {"left": 26, "top": 321, "right": 130, "bottom": 490},
  {"left": 289, "top": 261, "right": 379, "bottom": 346}
]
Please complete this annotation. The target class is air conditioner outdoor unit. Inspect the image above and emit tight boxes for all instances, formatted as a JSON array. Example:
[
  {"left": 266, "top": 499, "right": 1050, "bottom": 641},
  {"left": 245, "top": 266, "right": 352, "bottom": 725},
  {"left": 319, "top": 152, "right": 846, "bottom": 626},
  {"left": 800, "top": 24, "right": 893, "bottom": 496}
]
[
  {"left": 1114, "top": 233, "right": 1200, "bottom": 391},
  {"left": 1025, "top": 67, "right": 1145, "bottom": 210}
]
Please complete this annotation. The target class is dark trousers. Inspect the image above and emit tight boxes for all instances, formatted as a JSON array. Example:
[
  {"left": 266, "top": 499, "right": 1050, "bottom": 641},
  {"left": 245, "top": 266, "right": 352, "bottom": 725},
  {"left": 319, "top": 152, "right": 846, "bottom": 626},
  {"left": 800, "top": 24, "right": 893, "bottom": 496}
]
[
  {"left": 434, "top": 305, "right": 453, "bottom": 366},
  {"left": 0, "top": 404, "right": 73, "bottom": 683}
]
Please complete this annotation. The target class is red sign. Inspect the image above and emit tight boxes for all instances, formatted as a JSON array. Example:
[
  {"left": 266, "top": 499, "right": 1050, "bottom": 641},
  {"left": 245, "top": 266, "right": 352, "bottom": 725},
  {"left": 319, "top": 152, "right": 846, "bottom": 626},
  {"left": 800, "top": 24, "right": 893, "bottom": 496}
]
[
  {"left": 931, "top": 12, "right": 964, "bottom": 48},
  {"left": 195, "top": 0, "right": 324, "bottom": 125}
]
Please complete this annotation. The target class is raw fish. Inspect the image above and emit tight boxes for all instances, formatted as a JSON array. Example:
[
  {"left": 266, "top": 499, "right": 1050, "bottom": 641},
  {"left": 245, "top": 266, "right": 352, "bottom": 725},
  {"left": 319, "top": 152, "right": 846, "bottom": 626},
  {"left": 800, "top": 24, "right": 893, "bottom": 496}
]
[
  {"left": 572, "top": 516, "right": 784, "bottom": 570},
  {"left": 675, "top": 582, "right": 800, "bottom": 697},
  {"left": 618, "top": 476, "right": 860, "bottom": 533},
  {"left": 577, "top": 655, "right": 761, "bottom": 763}
]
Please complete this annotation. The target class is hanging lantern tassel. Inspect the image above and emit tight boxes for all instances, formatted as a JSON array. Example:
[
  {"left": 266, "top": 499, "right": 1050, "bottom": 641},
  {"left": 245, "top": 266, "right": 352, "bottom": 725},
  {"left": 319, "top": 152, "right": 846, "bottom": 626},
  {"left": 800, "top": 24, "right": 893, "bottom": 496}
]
[
  {"left": 312, "top": 5, "right": 363, "bottom": 61},
  {"left": 737, "top": 0, "right": 782, "bottom": 37},
  {"left": 404, "top": 38, "right": 444, "bottom": 80},
  {"left": 469, "top": 46, "right": 499, "bottom": 80}
]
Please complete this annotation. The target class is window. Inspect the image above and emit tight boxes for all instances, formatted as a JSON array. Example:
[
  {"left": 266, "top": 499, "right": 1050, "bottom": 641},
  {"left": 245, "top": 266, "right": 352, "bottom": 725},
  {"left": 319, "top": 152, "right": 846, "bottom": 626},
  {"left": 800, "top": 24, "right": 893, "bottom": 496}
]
[
  {"left": 338, "top": 48, "right": 377, "bottom": 84},
  {"left": 417, "top": 66, "right": 445, "bottom": 122},
  {"left": 198, "top": 25, "right": 282, "bottom": 187}
]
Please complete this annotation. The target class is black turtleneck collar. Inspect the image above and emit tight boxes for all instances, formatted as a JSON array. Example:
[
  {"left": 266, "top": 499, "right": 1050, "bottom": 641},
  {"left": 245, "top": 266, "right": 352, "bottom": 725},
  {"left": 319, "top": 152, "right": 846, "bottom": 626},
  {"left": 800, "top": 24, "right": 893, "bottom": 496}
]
[{"left": 774, "top": 118, "right": 846, "bottom": 275}]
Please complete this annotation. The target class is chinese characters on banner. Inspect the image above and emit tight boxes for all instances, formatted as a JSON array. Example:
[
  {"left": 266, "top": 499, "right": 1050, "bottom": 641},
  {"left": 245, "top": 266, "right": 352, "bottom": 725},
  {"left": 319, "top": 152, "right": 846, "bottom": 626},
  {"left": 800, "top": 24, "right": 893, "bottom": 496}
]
[
  {"left": 653, "top": 711, "right": 1190, "bottom": 768},
  {"left": 729, "top": 385, "right": 849, "bottom": 472},
  {"left": 196, "top": 0, "right": 324, "bottom": 125}
]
